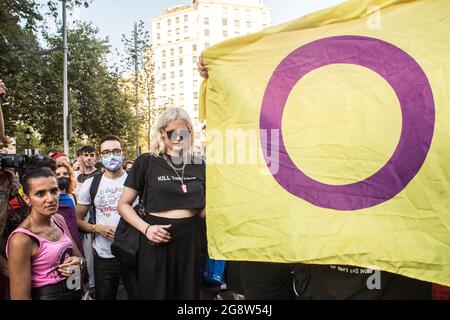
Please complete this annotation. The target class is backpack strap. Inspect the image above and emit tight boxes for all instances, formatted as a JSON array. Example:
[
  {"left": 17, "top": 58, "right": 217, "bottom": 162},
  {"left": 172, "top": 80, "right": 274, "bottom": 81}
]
[{"left": 89, "top": 173, "right": 103, "bottom": 225}]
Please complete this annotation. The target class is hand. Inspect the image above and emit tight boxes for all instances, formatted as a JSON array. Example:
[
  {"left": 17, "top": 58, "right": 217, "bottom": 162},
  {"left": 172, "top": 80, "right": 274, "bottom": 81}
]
[
  {"left": 58, "top": 256, "right": 82, "bottom": 278},
  {"left": 145, "top": 224, "right": 172, "bottom": 244},
  {"left": 96, "top": 224, "right": 116, "bottom": 241},
  {"left": 197, "top": 56, "right": 209, "bottom": 79}
]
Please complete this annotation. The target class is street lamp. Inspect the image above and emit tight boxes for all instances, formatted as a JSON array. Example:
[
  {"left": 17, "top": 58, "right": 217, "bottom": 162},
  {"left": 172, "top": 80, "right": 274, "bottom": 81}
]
[
  {"left": 62, "top": 0, "right": 69, "bottom": 156},
  {"left": 24, "top": 128, "right": 32, "bottom": 155}
]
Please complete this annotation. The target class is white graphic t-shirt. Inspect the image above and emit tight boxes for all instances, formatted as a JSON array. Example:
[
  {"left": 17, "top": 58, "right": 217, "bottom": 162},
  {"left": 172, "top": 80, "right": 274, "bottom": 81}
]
[{"left": 78, "top": 172, "right": 132, "bottom": 258}]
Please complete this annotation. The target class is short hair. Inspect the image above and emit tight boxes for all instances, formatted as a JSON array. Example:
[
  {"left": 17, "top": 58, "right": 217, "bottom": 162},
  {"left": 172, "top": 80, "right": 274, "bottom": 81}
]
[
  {"left": 99, "top": 135, "right": 121, "bottom": 152},
  {"left": 22, "top": 168, "right": 56, "bottom": 195},
  {"left": 79, "top": 145, "right": 95, "bottom": 155},
  {"left": 150, "top": 107, "right": 194, "bottom": 155}
]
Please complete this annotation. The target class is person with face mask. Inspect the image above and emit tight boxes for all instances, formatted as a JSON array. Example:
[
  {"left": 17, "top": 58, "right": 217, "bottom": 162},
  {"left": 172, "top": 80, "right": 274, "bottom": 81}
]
[
  {"left": 55, "top": 163, "right": 83, "bottom": 257},
  {"left": 76, "top": 135, "right": 135, "bottom": 300}
]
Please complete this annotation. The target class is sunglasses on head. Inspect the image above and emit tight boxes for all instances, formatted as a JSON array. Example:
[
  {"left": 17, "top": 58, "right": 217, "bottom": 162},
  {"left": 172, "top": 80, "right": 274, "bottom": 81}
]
[{"left": 165, "top": 128, "right": 190, "bottom": 141}]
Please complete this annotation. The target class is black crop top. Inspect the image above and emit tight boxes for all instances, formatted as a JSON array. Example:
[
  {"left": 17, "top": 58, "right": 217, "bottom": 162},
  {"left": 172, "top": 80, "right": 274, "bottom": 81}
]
[{"left": 124, "top": 153, "right": 205, "bottom": 213}]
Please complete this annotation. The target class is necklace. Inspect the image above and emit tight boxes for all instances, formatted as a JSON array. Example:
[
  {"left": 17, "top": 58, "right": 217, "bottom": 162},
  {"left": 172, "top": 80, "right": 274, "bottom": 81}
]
[{"left": 163, "top": 154, "right": 188, "bottom": 193}]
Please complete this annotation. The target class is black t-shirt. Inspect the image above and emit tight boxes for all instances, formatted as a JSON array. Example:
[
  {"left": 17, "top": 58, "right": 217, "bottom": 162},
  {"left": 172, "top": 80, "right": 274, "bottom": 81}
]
[
  {"left": 76, "top": 169, "right": 101, "bottom": 184},
  {"left": 296, "top": 264, "right": 432, "bottom": 300},
  {"left": 124, "top": 153, "right": 205, "bottom": 213}
]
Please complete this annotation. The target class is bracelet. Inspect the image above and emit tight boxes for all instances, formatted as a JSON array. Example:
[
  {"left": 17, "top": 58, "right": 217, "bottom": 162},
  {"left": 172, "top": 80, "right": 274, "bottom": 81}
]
[
  {"left": 144, "top": 224, "right": 150, "bottom": 236},
  {"left": 92, "top": 224, "right": 96, "bottom": 234},
  {"left": 79, "top": 257, "right": 84, "bottom": 270}
]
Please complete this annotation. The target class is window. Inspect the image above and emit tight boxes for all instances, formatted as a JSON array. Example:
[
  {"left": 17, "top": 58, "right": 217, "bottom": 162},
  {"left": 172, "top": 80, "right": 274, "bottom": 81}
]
[
  {"left": 170, "top": 60, "right": 174, "bottom": 67},
  {"left": 171, "top": 71, "right": 175, "bottom": 79},
  {"left": 184, "top": 15, "right": 188, "bottom": 22},
  {"left": 184, "top": 26, "right": 188, "bottom": 33},
  {"left": 179, "top": 82, "right": 184, "bottom": 89},
  {"left": 192, "top": 44, "right": 197, "bottom": 52},
  {"left": 162, "top": 73, "right": 166, "bottom": 80},
  {"left": 178, "top": 46, "right": 183, "bottom": 54},
  {"left": 168, "top": 19, "right": 171, "bottom": 26},
  {"left": 193, "top": 68, "right": 197, "bottom": 76},
  {"left": 162, "top": 61, "right": 166, "bottom": 68},
  {"left": 170, "top": 48, "right": 174, "bottom": 56},
  {"left": 234, "top": 8, "right": 239, "bottom": 16},
  {"left": 170, "top": 83, "right": 175, "bottom": 90},
  {"left": 193, "top": 80, "right": 198, "bottom": 88},
  {"left": 193, "top": 56, "right": 197, "bottom": 63},
  {"left": 168, "top": 30, "right": 172, "bottom": 37},
  {"left": 179, "top": 93, "right": 184, "bottom": 101},
  {"left": 194, "top": 104, "right": 199, "bottom": 111},
  {"left": 204, "top": 17, "right": 209, "bottom": 25},
  {"left": 179, "top": 58, "right": 183, "bottom": 66},
  {"left": 157, "top": 22, "right": 160, "bottom": 29},
  {"left": 162, "top": 50, "right": 166, "bottom": 57},
  {"left": 223, "top": 30, "right": 228, "bottom": 38},
  {"left": 176, "top": 28, "right": 180, "bottom": 35},
  {"left": 222, "top": 18, "right": 228, "bottom": 26},
  {"left": 179, "top": 70, "right": 184, "bottom": 77},
  {"left": 194, "top": 92, "right": 198, "bottom": 99},
  {"left": 204, "top": 5, "right": 209, "bottom": 11},
  {"left": 204, "top": 29, "right": 210, "bottom": 36},
  {"left": 246, "top": 9, "right": 251, "bottom": 18},
  {"left": 204, "top": 43, "right": 210, "bottom": 48},
  {"left": 222, "top": 6, "right": 227, "bottom": 15},
  {"left": 246, "top": 21, "right": 251, "bottom": 28},
  {"left": 176, "top": 17, "right": 179, "bottom": 24},
  {"left": 234, "top": 20, "right": 239, "bottom": 28},
  {"left": 162, "top": 84, "right": 166, "bottom": 91}
]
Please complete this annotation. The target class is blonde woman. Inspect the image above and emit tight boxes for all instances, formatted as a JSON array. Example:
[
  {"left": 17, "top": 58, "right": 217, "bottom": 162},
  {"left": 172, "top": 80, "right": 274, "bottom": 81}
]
[{"left": 118, "top": 107, "right": 205, "bottom": 300}]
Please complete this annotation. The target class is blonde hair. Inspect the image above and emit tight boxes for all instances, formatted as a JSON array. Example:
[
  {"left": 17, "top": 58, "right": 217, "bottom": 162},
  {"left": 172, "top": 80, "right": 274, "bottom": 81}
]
[
  {"left": 55, "top": 162, "right": 76, "bottom": 194},
  {"left": 150, "top": 107, "right": 194, "bottom": 155}
]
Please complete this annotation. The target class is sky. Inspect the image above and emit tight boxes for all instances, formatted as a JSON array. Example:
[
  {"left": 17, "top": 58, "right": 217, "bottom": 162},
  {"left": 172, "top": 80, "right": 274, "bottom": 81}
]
[{"left": 36, "top": 0, "right": 346, "bottom": 66}]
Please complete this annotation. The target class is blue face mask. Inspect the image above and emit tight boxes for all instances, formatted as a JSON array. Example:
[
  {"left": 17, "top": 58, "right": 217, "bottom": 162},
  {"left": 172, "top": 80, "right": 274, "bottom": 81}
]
[{"left": 101, "top": 155, "right": 123, "bottom": 172}]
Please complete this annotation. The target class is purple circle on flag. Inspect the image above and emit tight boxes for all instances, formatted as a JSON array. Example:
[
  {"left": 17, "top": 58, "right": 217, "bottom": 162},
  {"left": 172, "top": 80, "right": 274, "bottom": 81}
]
[{"left": 260, "top": 36, "right": 435, "bottom": 210}]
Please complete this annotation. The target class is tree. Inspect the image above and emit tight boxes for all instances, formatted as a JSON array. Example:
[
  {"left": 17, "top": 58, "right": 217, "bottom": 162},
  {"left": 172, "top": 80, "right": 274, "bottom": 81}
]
[
  {"left": 1, "top": 1, "right": 139, "bottom": 158},
  {"left": 41, "top": 22, "right": 138, "bottom": 157},
  {"left": 120, "top": 20, "right": 169, "bottom": 153}
]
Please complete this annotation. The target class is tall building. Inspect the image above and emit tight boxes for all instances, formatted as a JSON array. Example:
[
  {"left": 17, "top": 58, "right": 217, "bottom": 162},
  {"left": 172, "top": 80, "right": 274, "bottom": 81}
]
[{"left": 151, "top": 0, "right": 272, "bottom": 151}]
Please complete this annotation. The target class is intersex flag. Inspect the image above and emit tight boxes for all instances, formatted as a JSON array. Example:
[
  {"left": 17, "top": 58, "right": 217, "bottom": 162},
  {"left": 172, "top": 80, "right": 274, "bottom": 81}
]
[{"left": 200, "top": 0, "right": 450, "bottom": 286}]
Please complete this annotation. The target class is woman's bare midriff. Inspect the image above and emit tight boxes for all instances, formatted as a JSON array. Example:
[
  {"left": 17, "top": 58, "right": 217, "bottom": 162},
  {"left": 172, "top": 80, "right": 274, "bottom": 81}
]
[{"left": 149, "top": 209, "right": 195, "bottom": 219}]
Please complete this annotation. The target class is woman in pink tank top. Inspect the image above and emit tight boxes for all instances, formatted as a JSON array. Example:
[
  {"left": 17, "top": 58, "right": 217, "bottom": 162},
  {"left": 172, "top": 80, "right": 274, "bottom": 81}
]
[{"left": 7, "top": 168, "right": 86, "bottom": 300}]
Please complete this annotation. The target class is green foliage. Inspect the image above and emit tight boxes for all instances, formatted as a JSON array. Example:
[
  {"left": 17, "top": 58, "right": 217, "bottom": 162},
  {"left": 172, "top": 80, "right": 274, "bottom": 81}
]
[
  {"left": 120, "top": 20, "right": 169, "bottom": 152},
  {"left": 0, "top": 1, "right": 138, "bottom": 159}
]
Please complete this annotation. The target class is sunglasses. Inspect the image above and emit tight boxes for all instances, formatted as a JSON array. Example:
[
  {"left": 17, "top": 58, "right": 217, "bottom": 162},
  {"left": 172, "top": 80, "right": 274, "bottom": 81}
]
[{"left": 165, "top": 128, "right": 190, "bottom": 142}]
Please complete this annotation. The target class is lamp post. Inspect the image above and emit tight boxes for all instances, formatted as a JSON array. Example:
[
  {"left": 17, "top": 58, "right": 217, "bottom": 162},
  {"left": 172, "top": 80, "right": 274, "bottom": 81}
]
[
  {"left": 62, "top": 0, "right": 69, "bottom": 155},
  {"left": 24, "top": 128, "right": 32, "bottom": 156}
]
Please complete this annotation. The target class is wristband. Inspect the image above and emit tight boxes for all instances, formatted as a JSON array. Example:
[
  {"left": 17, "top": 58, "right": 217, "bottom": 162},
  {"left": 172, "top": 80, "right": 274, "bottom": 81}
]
[
  {"left": 144, "top": 224, "right": 150, "bottom": 236},
  {"left": 92, "top": 224, "right": 96, "bottom": 234}
]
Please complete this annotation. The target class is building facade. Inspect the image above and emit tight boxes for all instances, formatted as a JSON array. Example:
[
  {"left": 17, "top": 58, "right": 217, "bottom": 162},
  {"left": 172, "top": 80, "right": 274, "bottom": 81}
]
[{"left": 151, "top": 0, "right": 271, "bottom": 151}]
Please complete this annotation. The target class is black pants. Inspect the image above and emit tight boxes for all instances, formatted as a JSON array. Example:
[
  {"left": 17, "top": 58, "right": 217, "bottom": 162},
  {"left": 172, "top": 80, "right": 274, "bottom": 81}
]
[
  {"left": 31, "top": 281, "right": 82, "bottom": 300},
  {"left": 240, "top": 262, "right": 295, "bottom": 300},
  {"left": 137, "top": 215, "right": 202, "bottom": 300},
  {"left": 94, "top": 254, "right": 128, "bottom": 300}
]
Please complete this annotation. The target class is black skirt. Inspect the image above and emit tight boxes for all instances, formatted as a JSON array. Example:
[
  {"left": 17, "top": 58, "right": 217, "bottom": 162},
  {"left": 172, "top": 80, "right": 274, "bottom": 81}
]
[{"left": 137, "top": 214, "right": 202, "bottom": 300}]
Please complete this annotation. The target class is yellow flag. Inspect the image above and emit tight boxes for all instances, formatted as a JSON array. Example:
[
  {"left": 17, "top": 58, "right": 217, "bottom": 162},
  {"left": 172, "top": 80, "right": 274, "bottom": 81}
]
[{"left": 201, "top": 0, "right": 450, "bottom": 286}]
